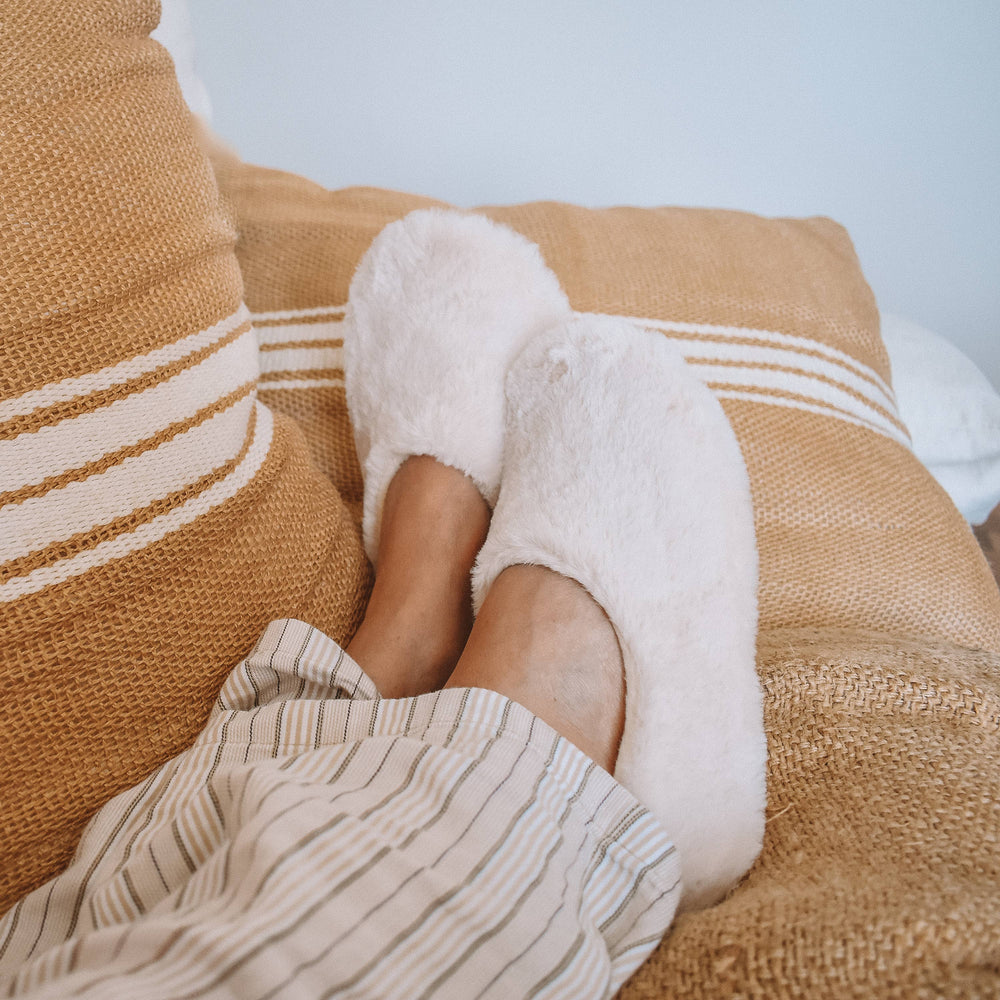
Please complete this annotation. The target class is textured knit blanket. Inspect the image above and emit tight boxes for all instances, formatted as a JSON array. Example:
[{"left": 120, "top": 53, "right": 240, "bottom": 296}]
[{"left": 620, "top": 628, "right": 1000, "bottom": 998}]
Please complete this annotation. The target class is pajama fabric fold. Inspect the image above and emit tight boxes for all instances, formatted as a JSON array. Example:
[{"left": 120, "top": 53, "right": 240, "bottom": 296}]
[{"left": 0, "top": 619, "right": 680, "bottom": 1000}]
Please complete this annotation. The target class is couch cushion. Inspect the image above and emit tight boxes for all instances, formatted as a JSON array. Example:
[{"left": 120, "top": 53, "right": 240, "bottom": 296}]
[
  {"left": 0, "top": 0, "right": 370, "bottom": 910},
  {"left": 623, "top": 628, "right": 1000, "bottom": 998},
  {"left": 206, "top": 148, "right": 1000, "bottom": 655}
]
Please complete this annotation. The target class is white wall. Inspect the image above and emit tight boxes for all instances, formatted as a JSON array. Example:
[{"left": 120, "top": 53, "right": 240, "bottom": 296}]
[{"left": 187, "top": 0, "right": 1000, "bottom": 389}]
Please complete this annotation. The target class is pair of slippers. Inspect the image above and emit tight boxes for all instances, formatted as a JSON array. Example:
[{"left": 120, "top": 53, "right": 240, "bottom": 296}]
[{"left": 343, "top": 209, "right": 766, "bottom": 911}]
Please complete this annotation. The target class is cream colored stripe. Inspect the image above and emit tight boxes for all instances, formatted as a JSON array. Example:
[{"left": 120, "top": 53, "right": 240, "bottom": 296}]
[
  {"left": 257, "top": 377, "right": 344, "bottom": 392},
  {"left": 180, "top": 791, "right": 223, "bottom": 870},
  {"left": 0, "top": 403, "right": 274, "bottom": 602},
  {"left": 251, "top": 306, "right": 346, "bottom": 323},
  {"left": 0, "top": 306, "right": 251, "bottom": 424},
  {"left": 588, "top": 823, "right": 651, "bottom": 914},
  {"left": 589, "top": 311, "right": 906, "bottom": 445},
  {"left": 664, "top": 336, "right": 899, "bottom": 420},
  {"left": 258, "top": 346, "right": 343, "bottom": 375},
  {"left": 713, "top": 388, "right": 911, "bottom": 447},
  {"left": 92, "top": 878, "right": 137, "bottom": 928},
  {"left": 370, "top": 737, "right": 563, "bottom": 996},
  {"left": 255, "top": 320, "right": 344, "bottom": 346},
  {"left": 0, "top": 330, "right": 258, "bottom": 493},
  {"left": 690, "top": 362, "right": 908, "bottom": 445},
  {"left": 0, "top": 395, "right": 254, "bottom": 564},
  {"left": 626, "top": 313, "right": 895, "bottom": 399},
  {"left": 251, "top": 302, "right": 891, "bottom": 399},
  {"left": 253, "top": 303, "right": 903, "bottom": 445},
  {"left": 133, "top": 756, "right": 217, "bottom": 903}
]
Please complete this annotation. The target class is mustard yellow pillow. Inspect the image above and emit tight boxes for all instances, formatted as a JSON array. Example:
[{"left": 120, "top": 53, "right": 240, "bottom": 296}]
[
  {"left": 201, "top": 159, "right": 1000, "bottom": 999},
  {"left": 207, "top": 150, "right": 1000, "bottom": 655},
  {"left": 0, "top": 0, "right": 369, "bottom": 909}
]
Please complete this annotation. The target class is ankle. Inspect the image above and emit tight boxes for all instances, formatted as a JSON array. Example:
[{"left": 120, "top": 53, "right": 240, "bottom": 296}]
[
  {"left": 347, "top": 456, "right": 490, "bottom": 697},
  {"left": 348, "top": 602, "right": 466, "bottom": 698},
  {"left": 447, "top": 565, "right": 625, "bottom": 770}
]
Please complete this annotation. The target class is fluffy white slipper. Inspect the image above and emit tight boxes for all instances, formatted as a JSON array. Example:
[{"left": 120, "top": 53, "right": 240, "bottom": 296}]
[
  {"left": 343, "top": 208, "right": 571, "bottom": 563},
  {"left": 472, "top": 315, "right": 766, "bottom": 911}
]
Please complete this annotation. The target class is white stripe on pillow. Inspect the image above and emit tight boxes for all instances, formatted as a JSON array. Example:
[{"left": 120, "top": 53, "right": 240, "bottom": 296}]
[
  {"left": 0, "top": 403, "right": 273, "bottom": 602},
  {"left": 0, "top": 330, "right": 258, "bottom": 492},
  {"left": 1, "top": 394, "right": 256, "bottom": 564},
  {"left": 253, "top": 312, "right": 345, "bottom": 391},
  {"left": 0, "top": 306, "right": 251, "bottom": 424},
  {"left": 662, "top": 335, "right": 899, "bottom": 419},
  {"left": 692, "top": 363, "right": 908, "bottom": 446},
  {"left": 2, "top": 305, "right": 273, "bottom": 601},
  {"left": 633, "top": 316, "right": 895, "bottom": 399},
  {"left": 251, "top": 305, "right": 909, "bottom": 450},
  {"left": 713, "top": 389, "right": 909, "bottom": 446},
  {"left": 255, "top": 320, "right": 343, "bottom": 346},
  {"left": 251, "top": 305, "right": 346, "bottom": 324},
  {"left": 258, "top": 345, "right": 344, "bottom": 375},
  {"left": 257, "top": 377, "right": 345, "bottom": 392}
]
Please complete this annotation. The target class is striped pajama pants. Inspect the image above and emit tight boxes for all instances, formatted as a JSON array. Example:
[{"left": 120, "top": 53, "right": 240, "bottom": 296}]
[{"left": 0, "top": 619, "right": 681, "bottom": 999}]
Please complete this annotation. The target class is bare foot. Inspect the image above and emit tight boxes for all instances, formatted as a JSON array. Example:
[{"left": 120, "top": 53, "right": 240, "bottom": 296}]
[
  {"left": 347, "top": 456, "right": 490, "bottom": 698},
  {"left": 446, "top": 564, "right": 625, "bottom": 772}
]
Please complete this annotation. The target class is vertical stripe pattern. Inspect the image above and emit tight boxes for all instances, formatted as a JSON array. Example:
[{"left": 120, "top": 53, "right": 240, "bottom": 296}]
[{"left": 0, "top": 620, "right": 679, "bottom": 1000}]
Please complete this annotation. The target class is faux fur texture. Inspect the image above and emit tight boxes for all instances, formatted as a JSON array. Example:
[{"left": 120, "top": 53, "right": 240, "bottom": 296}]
[
  {"left": 343, "top": 209, "right": 570, "bottom": 562},
  {"left": 472, "top": 315, "right": 766, "bottom": 911}
]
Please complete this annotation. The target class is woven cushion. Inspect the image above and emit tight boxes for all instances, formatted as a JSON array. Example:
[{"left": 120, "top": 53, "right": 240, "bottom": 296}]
[
  {"left": 207, "top": 146, "right": 1000, "bottom": 654},
  {"left": 198, "top": 153, "right": 1000, "bottom": 995},
  {"left": 624, "top": 628, "right": 1000, "bottom": 998},
  {"left": 0, "top": 0, "right": 370, "bottom": 909}
]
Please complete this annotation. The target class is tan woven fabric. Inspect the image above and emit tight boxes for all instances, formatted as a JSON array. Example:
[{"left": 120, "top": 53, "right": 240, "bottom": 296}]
[
  {"left": 206, "top": 143, "right": 445, "bottom": 522},
  {"left": 0, "top": 1, "right": 370, "bottom": 910},
  {"left": 619, "top": 627, "right": 1000, "bottom": 999},
  {"left": 206, "top": 147, "right": 1000, "bottom": 655},
  {"left": 205, "top": 155, "right": 1000, "bottom": 995}
]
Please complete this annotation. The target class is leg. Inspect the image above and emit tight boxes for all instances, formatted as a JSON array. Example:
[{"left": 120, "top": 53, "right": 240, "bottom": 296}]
[
  {"left": 468, "top": 315, "right": 765, "bottom": 911},
  {"left": 342, "top": 207, "right": 569, "bottom": 698},
  {"left": 348, "top": 466, "right": 627, "bottom": 768},
  {"left": 447, "top": 565, "right": 625, "bottom": 772},
  {"left": 346, "top": 455, "right": 489, "bottom": 697}
]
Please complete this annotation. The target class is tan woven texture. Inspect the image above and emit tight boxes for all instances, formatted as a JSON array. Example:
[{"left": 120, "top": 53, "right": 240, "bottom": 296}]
[
  {"left": 208, "top": 148, "right": 1000, "bottom": 655},
  {"left": 207, "top": 143, "right": 443, "bottom": 524},
  {"left": 620, "top": 628, "right": 1000, "bottom": 999},
  {"left": 0, "top": 0, "right": 370, "bottom": 910}
]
